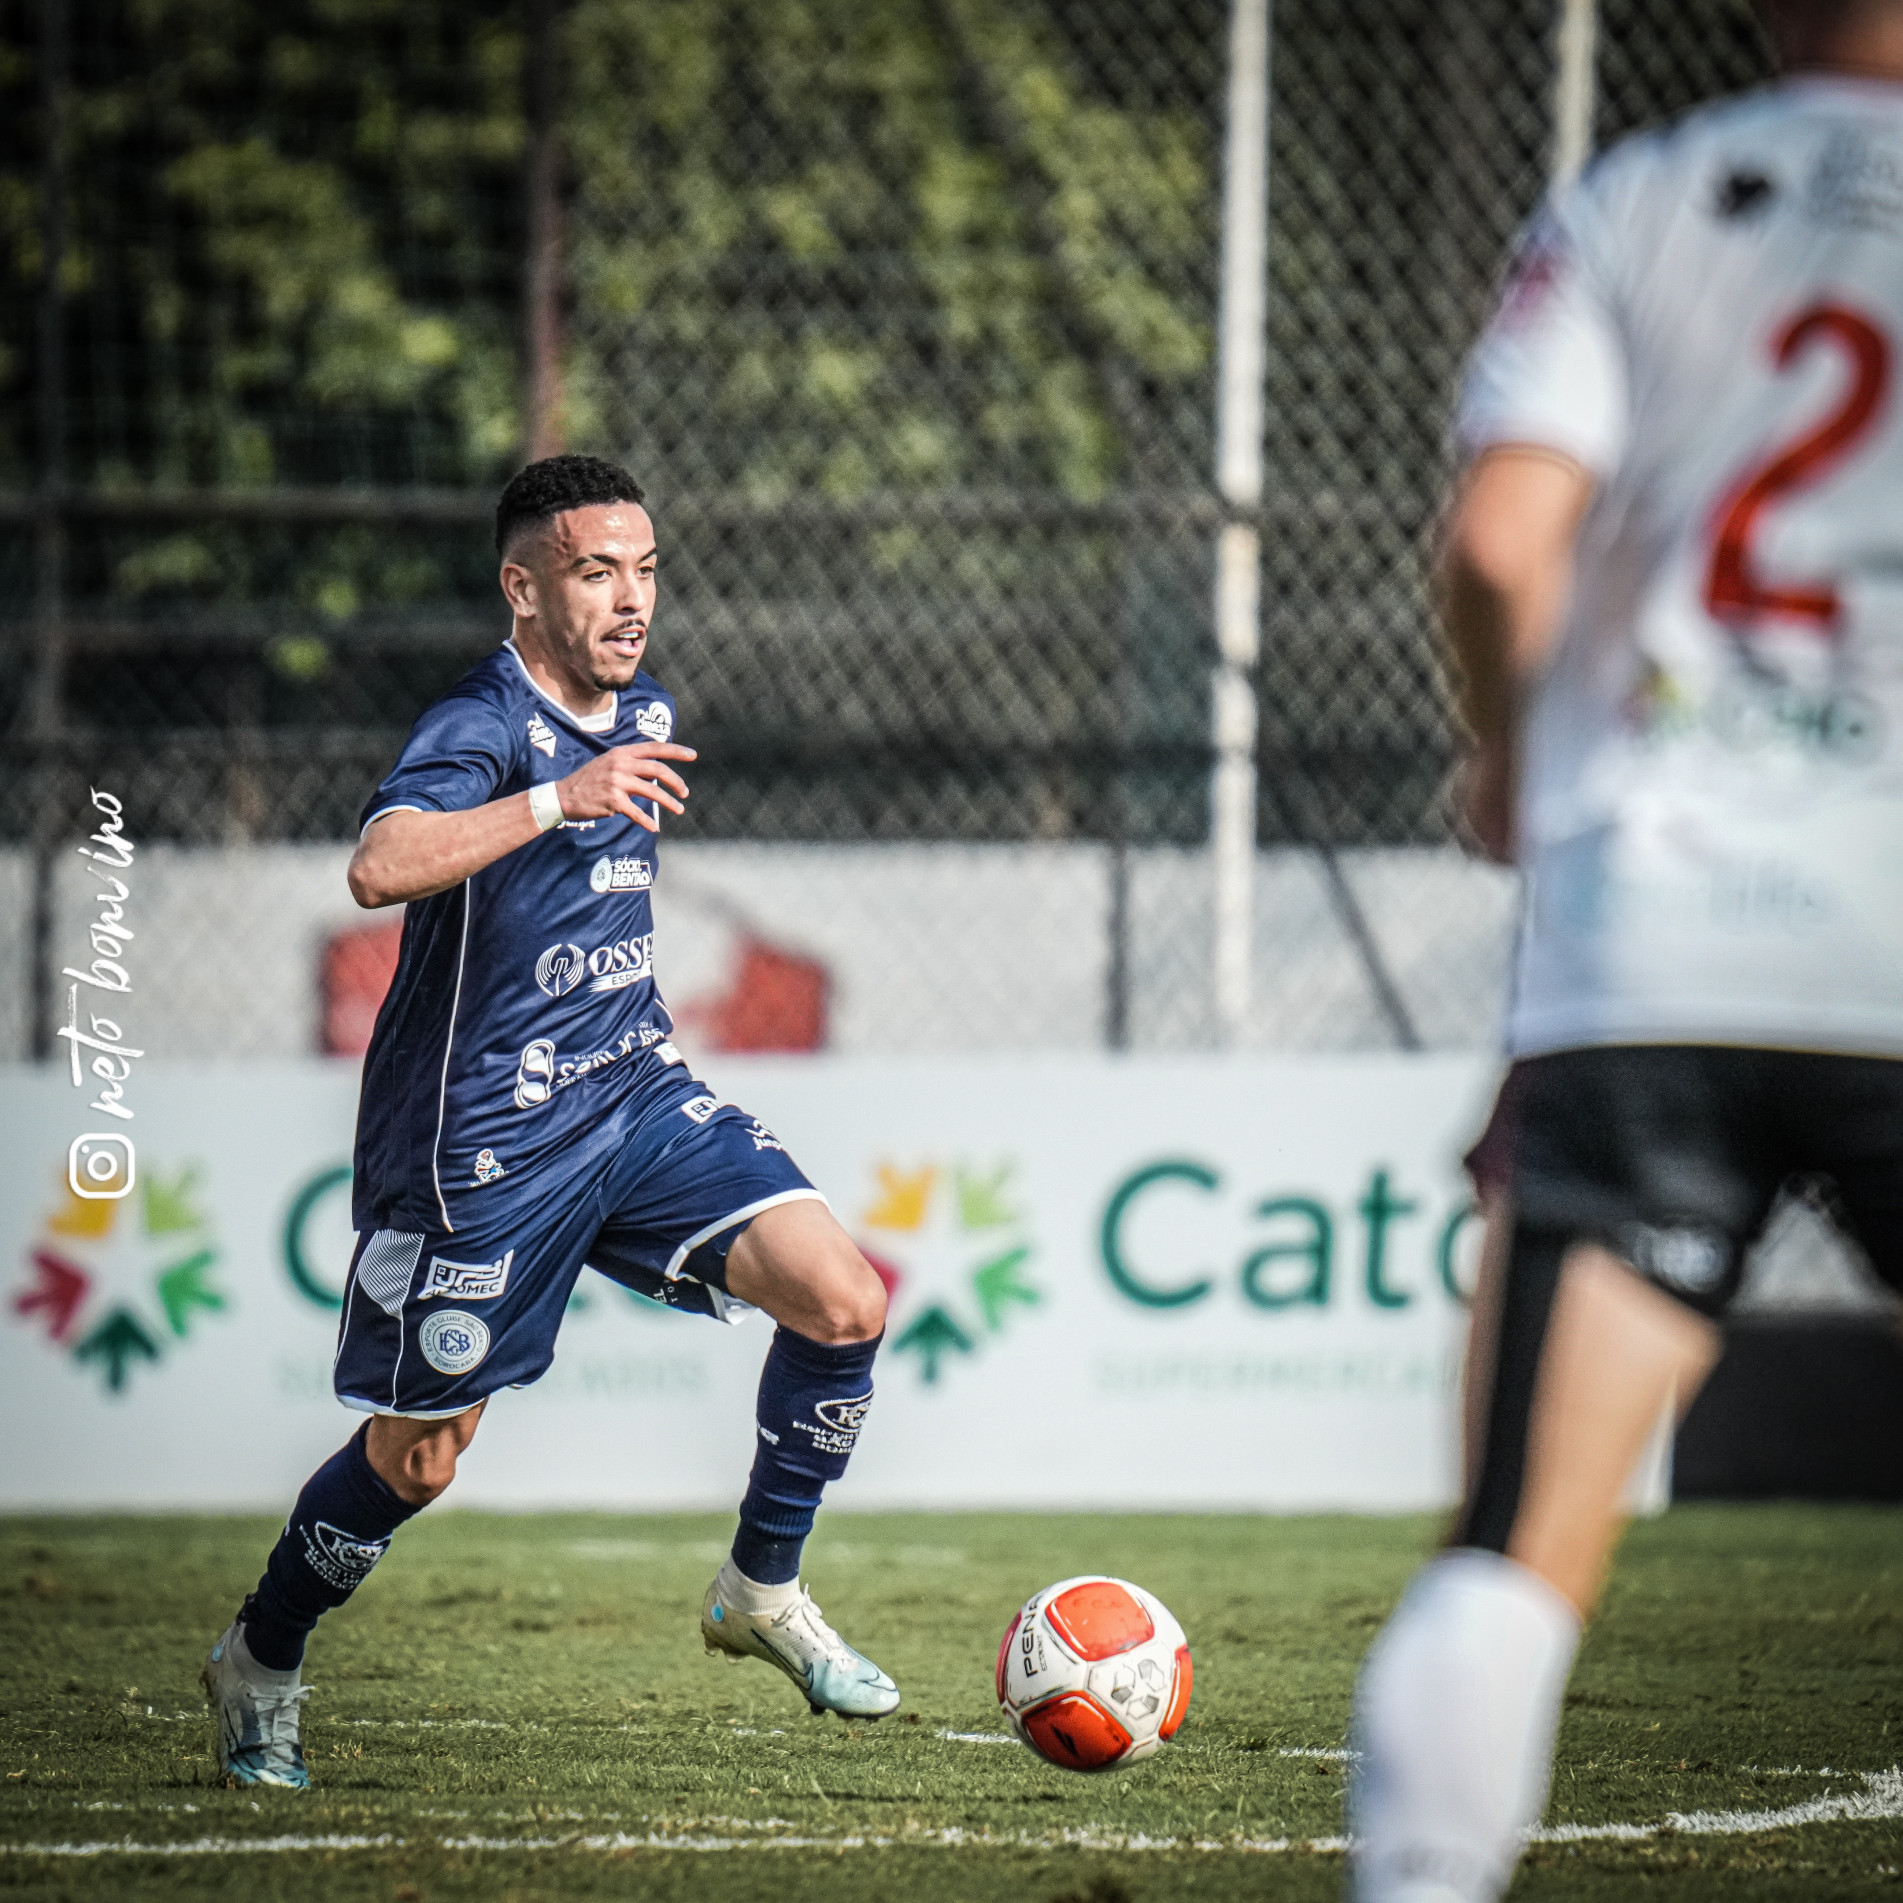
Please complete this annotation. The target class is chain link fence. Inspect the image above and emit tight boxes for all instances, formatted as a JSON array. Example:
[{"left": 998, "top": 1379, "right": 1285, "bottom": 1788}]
[{"left": 0, "top": 0, "right": 1774, "bottom": 1059}]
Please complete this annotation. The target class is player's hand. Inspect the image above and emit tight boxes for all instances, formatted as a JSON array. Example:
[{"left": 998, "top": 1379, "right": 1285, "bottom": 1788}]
[
  {"left": 557, "top": 742, "right": 696, "bottom": 832},
  {"left": 1457, "top": 744, "right": 1516, "bottom": 865}
]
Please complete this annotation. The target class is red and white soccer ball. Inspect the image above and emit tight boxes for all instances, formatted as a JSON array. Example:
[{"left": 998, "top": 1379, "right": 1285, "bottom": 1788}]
[{"left": 995, "top": 1575, "right": 1193, "bottom": 1772}]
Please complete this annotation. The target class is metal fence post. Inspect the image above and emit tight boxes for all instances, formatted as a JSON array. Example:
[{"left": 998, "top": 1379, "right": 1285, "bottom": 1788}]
[
  {"left": 1553, "top": 0, "right": 1597, "bottom": 186},
  {"left": 28, "top": 0, "right": 69, "bottom": 1063},
  {"left": 522, "top": 0, "right": 565, "bottom": 462},
  {"left": 1210, "top": 0, "right": 1271, "bottom": 1048}
]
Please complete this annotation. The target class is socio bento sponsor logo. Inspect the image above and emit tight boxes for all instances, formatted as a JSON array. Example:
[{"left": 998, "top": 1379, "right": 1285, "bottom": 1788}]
[
  {"left": 589, "top": 855, "right": 653, "bottom": 894},
  {"left": 10, "top": 1158, "right": 227, "bottom": 1393},
  {"left": 860, "top": 1159, "right": 1042, "bottom": 1386}
]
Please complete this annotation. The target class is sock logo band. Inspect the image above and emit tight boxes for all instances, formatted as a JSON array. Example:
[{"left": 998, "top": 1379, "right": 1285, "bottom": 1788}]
[
  {"left": 806, "top": 1391, "right": 874, "bottom": 1451},
  {"left": 301, "top": 1521, "right": 392, "bottom": 1591}
]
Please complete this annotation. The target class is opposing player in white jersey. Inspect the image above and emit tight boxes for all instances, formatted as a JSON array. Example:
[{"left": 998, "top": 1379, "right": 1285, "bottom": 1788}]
[{"left": 1350, "top": 6, "right": 1903, "bottom": 1899}]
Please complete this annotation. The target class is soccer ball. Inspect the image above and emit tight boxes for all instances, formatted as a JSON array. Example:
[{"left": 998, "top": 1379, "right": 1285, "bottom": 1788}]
[{"left": 995, "top": 1575, "right": 1192, "bottom": 1772}]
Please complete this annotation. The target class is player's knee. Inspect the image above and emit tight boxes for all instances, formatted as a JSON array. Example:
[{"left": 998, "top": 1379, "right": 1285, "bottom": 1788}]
[
  {"left": 393, "top": 1433, "right": 461, "bottom": 1506},
  {"left": 809, "top": 1256, "right": 887, "bottom": 1344}
]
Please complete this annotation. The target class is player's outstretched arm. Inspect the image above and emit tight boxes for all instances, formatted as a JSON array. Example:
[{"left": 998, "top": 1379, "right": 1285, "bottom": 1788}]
[
  {"left": 1439, "top": 445, "right": 1593, "bottom": 864},
  {"left": 348, "top": 741, "right": 695, "bottom": 907}
]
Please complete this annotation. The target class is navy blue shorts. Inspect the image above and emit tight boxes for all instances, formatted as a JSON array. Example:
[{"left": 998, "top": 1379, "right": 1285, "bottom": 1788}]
[{"left": 333, "top": 1078, "right": 819, "bottom": 1418}]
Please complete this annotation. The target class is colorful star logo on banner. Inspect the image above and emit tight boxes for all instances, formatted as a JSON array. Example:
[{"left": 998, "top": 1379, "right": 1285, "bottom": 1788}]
[
  {"left": 858, "top": 1159, "right": 1041, "bottom": 1385},
  {"left": 12, "top": 1163, "right": 226, "bottom": 1393}
]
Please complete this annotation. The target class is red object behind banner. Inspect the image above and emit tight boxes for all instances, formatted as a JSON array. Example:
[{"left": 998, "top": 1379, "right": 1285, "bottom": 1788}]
[
  {"left": 698, "top": 935, "right": 830, "bottom": 1054},
  {"left": 320, "top": 919, "right": 403, "bottom": 1056}
]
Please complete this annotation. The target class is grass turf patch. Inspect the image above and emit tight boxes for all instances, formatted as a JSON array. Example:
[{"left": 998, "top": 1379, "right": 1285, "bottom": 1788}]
[{"left": 1, "top": 1506, "right": 1900, "bottom": 1900}]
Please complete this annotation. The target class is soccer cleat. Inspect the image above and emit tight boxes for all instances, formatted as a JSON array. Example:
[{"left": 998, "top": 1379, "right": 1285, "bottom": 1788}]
[
  {"left": 201, "top": 1623, "right": 312, "bottom": 1789},
  {"left": 701, "top": 1574, "right": 901, "bottom": 1719}
]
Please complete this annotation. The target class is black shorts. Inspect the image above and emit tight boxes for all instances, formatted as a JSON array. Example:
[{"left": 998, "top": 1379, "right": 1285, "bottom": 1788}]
[
  {"left": 1467, "top": 1044, "right": 1903, "bottom": 1317},
  {"left": 1458, "top": 1044, "right": 1903, "bottom": 1553}
]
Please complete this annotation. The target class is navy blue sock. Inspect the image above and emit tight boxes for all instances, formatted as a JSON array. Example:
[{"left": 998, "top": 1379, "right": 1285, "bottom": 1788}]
[
  {"left": 731, "top": 1328, "right": 880, "bottom": 1586},
  {"left": 239, "top": 1423, "right": 423, "bottom": 1671}
]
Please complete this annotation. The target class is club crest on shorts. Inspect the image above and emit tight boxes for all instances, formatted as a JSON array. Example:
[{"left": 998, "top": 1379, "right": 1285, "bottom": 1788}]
[
  {"left": 419, "top": 1248, "right": 513, "bottom": 1303},
  {"left": 471, "top": 1149, "right": 506, "bottom": 1185},
  {"left": 418, "top": 1308, "right": 490, "bottom": 1374},
  {"left": 634, "top": 701, "right": 673, "bottom": 742},
  {"left": 301, "top": 1520, "right": 391, "bottom": 1592}
]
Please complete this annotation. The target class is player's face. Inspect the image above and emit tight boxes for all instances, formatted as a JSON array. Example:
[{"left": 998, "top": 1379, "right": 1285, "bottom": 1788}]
[{"left": 510, "top": 503, "right": 658, "bottom": 694}]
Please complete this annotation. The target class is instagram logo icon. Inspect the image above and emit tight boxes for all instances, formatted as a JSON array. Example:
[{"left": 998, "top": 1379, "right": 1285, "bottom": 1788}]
[{"left": 69, "top": 1132, "right": 137, "bottom": 1201}]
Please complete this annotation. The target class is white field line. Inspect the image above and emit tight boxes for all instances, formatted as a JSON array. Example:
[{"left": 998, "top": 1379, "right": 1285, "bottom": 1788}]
[{"left": 6, "top": 1769, "right": 1900, "bottom": 1861}]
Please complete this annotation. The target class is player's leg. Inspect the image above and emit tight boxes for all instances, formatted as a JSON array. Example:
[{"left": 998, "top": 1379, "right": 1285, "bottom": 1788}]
[
  {"left": 201, "top": 1404, "right": 484, "bottom": 1789},
  {"left": 586, "top": 1098, "right": 897, "bottom": 1716},
  {"left": 1349, "top": 1048, "right": 1764, "bottom": 1903},
  {"left": 204, "top": 1195, "right": 591, "bottom": 1787},
  {"left": 1351, "top": 1227, "right": 1719, "bottom": 1903}
]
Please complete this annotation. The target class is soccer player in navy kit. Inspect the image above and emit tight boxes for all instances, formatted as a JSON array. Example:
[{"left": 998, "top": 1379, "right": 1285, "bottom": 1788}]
[{"left": 202, "top": 456, "right": 898, "bottom": 1788}]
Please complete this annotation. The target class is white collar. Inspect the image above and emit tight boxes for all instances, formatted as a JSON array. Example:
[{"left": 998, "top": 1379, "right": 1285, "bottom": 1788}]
[{"left": 506, "top": 638, "right": 619, "bottom": 733}]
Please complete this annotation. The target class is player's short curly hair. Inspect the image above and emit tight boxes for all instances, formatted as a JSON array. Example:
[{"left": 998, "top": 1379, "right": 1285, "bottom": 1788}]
[{"left": 494, "top": 454, "right": 647, "bottom": 555}]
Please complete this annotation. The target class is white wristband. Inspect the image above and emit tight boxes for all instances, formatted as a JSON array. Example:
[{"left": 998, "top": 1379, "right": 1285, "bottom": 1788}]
[{"left": 528, "top": 782, "right": 565, "bottom": 833}]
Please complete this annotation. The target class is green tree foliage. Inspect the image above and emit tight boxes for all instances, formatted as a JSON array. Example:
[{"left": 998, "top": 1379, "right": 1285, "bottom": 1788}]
[
  {"left": 3, "top": 0, "right": 1213, "bottom": 511},
  {"left": 565, "top": 0, "right": 1213, "bottom": 504}
]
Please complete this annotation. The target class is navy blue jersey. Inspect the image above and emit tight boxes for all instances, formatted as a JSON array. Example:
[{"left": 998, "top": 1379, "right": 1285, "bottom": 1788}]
[{"left": 352, "top": 642, "right": 682, "bottom": 1234}]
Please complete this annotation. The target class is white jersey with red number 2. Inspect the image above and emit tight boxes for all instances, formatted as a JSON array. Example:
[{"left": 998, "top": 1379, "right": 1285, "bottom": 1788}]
[{"left": 1463, "top": 75, "right": 1903, "bottom": 1058}]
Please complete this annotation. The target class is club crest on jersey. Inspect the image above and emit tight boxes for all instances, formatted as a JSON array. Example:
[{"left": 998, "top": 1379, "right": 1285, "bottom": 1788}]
[
  {"left": 302, "top": 1520, "right": 391, "bottom": 1592},
  {"left": 419, "top": 1249, "right": 513, "bottom": 1303},
  {"left": 634, "top": 702, "right": 673, "bottom": 742},
  {"left": 590, "top": 854, "right": 654, "bottom": 894},
  {"left": 535, "top": 943, "right": 586, "bottom": 997},
  {"left": 419, "top": 1308, "right": 490, "bottom": 1374},
  {"left": 471, "top": 1148, "right": 506, "bottom": 1184},
  {"left": 527, "top": 712, "right": 558, "bottom": 757}
]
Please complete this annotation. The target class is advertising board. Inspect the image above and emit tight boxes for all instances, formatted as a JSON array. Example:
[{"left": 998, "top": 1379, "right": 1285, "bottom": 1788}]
[{"left": 1, "top": 1055, "right": 1501, "bottom": 1512}]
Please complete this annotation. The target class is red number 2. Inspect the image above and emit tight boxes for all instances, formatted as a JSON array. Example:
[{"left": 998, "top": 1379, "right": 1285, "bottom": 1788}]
[{"left": 1704, "top": 303, "right": 1891, "bottom": 636}]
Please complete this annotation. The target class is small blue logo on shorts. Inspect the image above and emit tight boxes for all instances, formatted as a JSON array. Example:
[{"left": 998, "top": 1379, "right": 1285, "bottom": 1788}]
[{"left": 418, "top": 1309, "right": 490, "bottom": 1375}]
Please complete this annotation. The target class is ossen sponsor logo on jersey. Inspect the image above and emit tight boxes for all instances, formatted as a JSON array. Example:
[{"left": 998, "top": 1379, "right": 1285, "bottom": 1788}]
[
  {"left": 589, "top": 854, "right": 654, "bottom": 894},
  {"left": 535, "top": 934, "right": 654, "bottom": 997}
]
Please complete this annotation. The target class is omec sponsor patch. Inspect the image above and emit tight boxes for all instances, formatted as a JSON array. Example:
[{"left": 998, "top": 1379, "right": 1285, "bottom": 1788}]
[
  {"left": 301, "top": 1520, "right": 391, "bottom": 1592},
  {"left": 634, "top": 701, "right": 674, "bottom": 742},
  {"left": 418, "top": 1248, "right": 513, "bottom": 1303},
  {"left": 418, "top": 1308, "right": 490, "bottom": 1375}
]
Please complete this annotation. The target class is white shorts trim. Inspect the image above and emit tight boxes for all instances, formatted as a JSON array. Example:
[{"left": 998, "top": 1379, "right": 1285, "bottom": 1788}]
[
  {"left": 662, "top": 1187, "right": 828, "bottom": 1283},
  {"left": 336, "top": 1393, "right": 484, "bottom": 1422}
]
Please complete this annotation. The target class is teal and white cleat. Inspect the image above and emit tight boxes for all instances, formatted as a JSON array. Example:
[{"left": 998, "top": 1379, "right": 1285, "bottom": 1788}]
[
  {"left": 201, "top": 1622, "right": 312, "bottom": 1789},
  {"left": 701, "top": 1566, "right": 901, "bottom": 1719}
]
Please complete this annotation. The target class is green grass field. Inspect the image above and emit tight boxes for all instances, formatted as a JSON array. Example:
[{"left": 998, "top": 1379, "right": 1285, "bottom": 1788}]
[{"left": 2, "top": 1507, "right": 1900, "bottom": 1901}]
